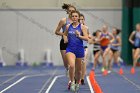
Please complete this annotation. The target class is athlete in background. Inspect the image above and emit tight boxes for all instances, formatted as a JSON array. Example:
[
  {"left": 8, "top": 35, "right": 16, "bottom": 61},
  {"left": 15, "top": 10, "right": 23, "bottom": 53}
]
[
  {"left": 129, "top": 23, "right": 140, "bottom": 74},
  {"left": 55, "top": 3, "right": 76, "bottom": 76}
]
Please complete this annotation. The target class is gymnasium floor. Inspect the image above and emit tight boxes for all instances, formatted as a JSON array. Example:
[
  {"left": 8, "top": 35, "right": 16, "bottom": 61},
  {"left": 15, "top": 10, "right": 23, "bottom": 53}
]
[{"left": 0, "top": 65, "right": 140, "bottom": 93}]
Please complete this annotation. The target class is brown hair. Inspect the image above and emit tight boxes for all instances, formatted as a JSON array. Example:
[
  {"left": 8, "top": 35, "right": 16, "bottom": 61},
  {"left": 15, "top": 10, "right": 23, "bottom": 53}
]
[
  {"left": 80, "top": 13, "right": 85, "bottom": 20},
  {"left": 113, "top": 27, "right": 121, "bottom": 35},
  {"left": 71, "top": 10, "right": 80, "bottom": 17},
  {"left": 116, "top": 29, "right": 121, "bottom": 35},
  {"left": 62, "top": 3, "right": 76, "bottom": 12},
  {"left": 92, "top": 30, "right": 101, "bottom": 36}
]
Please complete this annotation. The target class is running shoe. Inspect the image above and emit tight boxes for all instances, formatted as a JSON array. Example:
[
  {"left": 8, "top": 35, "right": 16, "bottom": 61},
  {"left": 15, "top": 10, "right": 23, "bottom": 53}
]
[
  {"left": 101, "top": 67, "right": 105, "bottom": 72},
  {"left": 67, "top": 81, "right": 71, "bottom": 90},
  {"left": 108, "top": 70, "right": 111, "bottom": 74},
  {"left": 75, "top": 83, "right": 80, "bottom": 92},
  {"left": 130, "top": 67, "right": 135, "bottom": 74},
  {"left": 81, "top": 79, "right": 85, "bottom": 85},
  {"left": 70, "top": 82, "right": 75, "bottom": 92}
]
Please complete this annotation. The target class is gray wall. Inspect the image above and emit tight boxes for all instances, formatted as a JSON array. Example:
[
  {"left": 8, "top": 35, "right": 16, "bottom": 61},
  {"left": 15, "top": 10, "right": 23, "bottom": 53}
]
[
  {"left": 0, "top": 8, "right": 122, "bottom": 66},
  {"left": 0, "top": 0, "right": 122, "bottom": 9}
]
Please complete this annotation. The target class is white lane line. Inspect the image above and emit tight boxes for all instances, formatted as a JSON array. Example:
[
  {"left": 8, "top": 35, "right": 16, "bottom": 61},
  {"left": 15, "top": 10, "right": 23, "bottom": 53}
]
[
  {"left": 27, "top": 73, "right": 50, "bottom": 78},
  {"left": 0, "top": 74, "right": 17, "bottom": 77},
  {"left": 45, "top": 75, "right": 65, "bottom": 93},
  {"left": 0, "top": 76, "right": 26, "bottom": 93},
  {"left": 0, "top": 71, "right": 25, "bottom": 86},
  {"left": 86, "top": 76, "right": 94, "bottom": 93},
  {"left": 114, "top": 69, "right": 140, "bottom": 90},
  {"left": 38, "top": 70, "right": 58, "bottom": 93},
  {"left": 38, "top": 69, "right": 57, "bottom": 93},
  {"left": 121, "top": 75, "right": 140, "bottom": 90},
  {"left": 95, "top": 74, "right": 102, "bottom": 77}
]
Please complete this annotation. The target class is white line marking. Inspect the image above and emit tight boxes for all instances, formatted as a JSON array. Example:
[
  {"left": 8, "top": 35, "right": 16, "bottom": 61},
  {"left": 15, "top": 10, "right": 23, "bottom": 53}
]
[
  {"left": 114, "top": 69, "right": 140, "bottom": 90},
  {"left": 0, "top": 74, "right": 17, "bottom": 77},
  {"left": 45, "top": 75, "right": 64, "bottom": 93},
  {"left": 0, "top": 71, "right": 26, "bottom": 86},
  {"left": 95, "top": 74, "right": 102, "bottom": 77},
  {"left": 0, "top": 76, "right": 26, "bottom": 93},
  {"left": 86, "top": 76, "right": 94, "bottom": 93},
  {"left": 122, "top": 75, "right": 140, "bottom": 90},
  {"left": 27, "top": 73, "right": 51, "bottom": 78},
  {"left": 38, "top": 70, "right": 58, "bottom": 93}
]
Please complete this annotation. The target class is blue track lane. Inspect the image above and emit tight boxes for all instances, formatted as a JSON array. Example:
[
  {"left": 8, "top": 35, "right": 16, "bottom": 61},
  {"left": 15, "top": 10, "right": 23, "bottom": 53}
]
[
  {"left": 95, "top": 67, "right": 140, "bottom": 93},
  {"left": 0, "top": 66, "right": 140, "bottom": 93},
  {"left": 49, "top": 76, "right": 91, "bottom": 93}
]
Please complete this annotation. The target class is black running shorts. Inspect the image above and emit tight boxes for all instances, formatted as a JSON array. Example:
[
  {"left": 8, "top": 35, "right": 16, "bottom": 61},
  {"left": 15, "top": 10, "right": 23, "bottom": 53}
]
[{"left": 60, "top": 39, "right": 68, "bottom": 50}]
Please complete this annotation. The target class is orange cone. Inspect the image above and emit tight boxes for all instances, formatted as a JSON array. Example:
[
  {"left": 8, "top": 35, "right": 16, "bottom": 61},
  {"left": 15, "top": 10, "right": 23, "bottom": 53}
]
[
  {"left": 97, "top": 84, "right": 103, "bottom": 93},
  {"left": 89, "top": 71, "right": 103, "bottom": 93},
  {"left": 119, "top": 68, "right": 124, "bottom": 75},
  {"left": 130, "top": 67, "right": 135, "bottom": 74},
  {"left": 93, "top": 83, "right": 98, "bottom": 92},
  {"left": 102, "top": 69, "right": 108, "bottom": 76}
]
